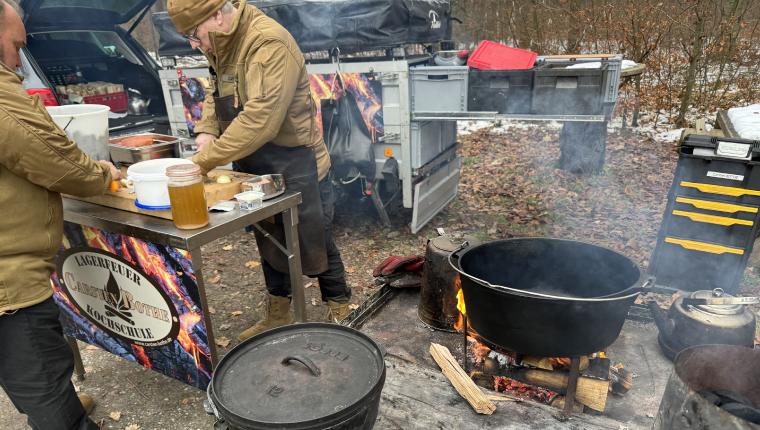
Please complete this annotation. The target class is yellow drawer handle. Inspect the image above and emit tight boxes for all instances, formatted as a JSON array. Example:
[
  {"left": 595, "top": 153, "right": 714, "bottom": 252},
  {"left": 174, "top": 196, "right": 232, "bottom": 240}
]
[
  {"left": 665, "top": 237, "right": 744, "bottom": 255},
  {"left": 672, "top": 210, "right": 754, "bottom": 227},
  {"left": 676, "top": 197, "right": 758, "bottom": 214},
  {"left": 681, "top": 181, "right": 760, "bottom": 198}
]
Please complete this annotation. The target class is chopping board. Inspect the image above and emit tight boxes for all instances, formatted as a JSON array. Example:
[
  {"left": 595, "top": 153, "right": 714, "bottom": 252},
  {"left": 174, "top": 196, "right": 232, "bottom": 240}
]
[{"left": 66, "top": 169, "right": 254, "bottom": 220}]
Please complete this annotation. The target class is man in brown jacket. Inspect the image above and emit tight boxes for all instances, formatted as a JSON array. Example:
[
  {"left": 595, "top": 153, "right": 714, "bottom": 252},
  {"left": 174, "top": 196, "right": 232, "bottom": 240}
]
[
  {"left": 0, "top": 1, "right": 120, "bottom": 428},
  {"left": 167, "top": 0, "right": 352, "bottom": 340}
]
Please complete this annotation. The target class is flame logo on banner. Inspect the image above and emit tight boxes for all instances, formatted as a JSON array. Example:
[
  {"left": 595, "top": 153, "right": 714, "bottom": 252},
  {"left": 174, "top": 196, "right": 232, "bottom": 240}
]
[{"left": 309, "top": 73, "right": 384, "bottom": 142}]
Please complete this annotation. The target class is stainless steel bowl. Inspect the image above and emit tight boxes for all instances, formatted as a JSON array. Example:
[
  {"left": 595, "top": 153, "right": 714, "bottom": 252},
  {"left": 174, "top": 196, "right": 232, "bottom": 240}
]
[{"left": 108, "top": 133, "right": 179, "bottom": 165}]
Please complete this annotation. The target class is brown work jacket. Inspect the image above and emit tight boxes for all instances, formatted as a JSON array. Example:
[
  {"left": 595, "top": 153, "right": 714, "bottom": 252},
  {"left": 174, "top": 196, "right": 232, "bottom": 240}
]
[
  {"left": 191, "top": 2, "right": 331, "bottom": 181},
  {"left": 0, "top": 63, "right": 111, "bottom": 313}
]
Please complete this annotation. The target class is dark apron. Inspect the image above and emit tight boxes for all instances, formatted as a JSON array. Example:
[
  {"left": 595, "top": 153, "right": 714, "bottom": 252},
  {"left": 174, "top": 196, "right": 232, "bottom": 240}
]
[{"left": 214, "top": 94, "right": 328, "bottom": 276}]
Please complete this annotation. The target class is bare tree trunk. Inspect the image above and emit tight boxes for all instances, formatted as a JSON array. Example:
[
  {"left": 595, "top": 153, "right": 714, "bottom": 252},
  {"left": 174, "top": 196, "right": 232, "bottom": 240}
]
[{"left": 676, "top": 6, "right": 706, "bottom": 127}]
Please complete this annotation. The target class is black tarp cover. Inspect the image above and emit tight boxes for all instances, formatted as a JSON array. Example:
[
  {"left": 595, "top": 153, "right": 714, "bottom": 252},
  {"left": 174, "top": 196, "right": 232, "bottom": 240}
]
[{"left": 152, "top": 0, "right": 451, "bottom": 57}]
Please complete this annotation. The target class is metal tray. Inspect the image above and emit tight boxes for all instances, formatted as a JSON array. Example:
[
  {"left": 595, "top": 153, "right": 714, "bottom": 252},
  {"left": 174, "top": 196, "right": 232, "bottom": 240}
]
[
  {"left": 108, "top": 133, "right": 179, "bottom": 165},
  {"left": 241, "top": 174, "right": 285, "bottom": 200}
]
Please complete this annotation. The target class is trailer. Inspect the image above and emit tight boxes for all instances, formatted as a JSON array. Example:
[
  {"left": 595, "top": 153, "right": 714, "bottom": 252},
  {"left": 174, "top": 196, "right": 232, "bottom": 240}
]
[{"left": 151, "top": 2, "right": 623, "bottom": 233}]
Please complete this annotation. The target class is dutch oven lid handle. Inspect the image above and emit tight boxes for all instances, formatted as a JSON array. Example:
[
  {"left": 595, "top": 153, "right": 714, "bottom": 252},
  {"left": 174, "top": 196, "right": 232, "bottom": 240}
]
[{"left": 282, "top": 355, "right": 321, "bottom": 377}]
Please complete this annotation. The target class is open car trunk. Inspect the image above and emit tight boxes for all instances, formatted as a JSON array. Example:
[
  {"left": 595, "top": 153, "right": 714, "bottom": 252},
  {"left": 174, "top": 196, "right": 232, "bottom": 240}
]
[{"left": 26, "top": 30, "right": 169, "bottom": 135}]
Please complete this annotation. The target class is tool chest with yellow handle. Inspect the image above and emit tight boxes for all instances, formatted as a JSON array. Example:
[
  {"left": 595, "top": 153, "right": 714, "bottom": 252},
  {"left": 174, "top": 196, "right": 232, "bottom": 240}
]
[{"left": 649, "top": 135, "right": 760, "bottom": 293}]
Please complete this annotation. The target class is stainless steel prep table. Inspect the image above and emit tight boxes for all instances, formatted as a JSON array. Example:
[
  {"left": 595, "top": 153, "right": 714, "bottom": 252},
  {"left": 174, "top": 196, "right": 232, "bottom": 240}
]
[{"left": 56, "top": 192, "right": 305, "bottom": 389}]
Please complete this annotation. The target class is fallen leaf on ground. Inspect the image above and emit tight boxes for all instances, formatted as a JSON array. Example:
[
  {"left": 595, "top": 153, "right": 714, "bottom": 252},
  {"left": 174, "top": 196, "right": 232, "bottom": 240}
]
[
  {"left": 109, "top": 411, "right": 121, "bottom": 421},
  {"left": 125, "top": 425, "right": 141, "bottom": 430},
  {"left": 222, "top": 244, "right": 234, "bottom": 251},
  {"left": 208, "top": 307, "right": 216, "bottom": 315},
  {"left": 245, "top": 260, "right": 261, "bottom": 269},
  {"left": 215, "top": 337, "right": 231, "bottom": 348},
  {"left": 230, "top": 311, "right": 243, "bottom": 317},
  {"left": 219, "top": 323, "right": 231, "bottom": 331},
  {"left": 208, "top": 274, "right": 221, "bottom": 284},
  {"left": 311, "top": 298, "right": 318, "bottom": 306},
  {"left": 348, "top": 304, "right": 359, "bottom": 310},
  {"left": 345, "top": 266, "right": 356, "bottom": 274},
  {"left": 181, "top": 397, "right": 193, "bottom": 406},
  {"left": 305, "top": 282, "right": 316, "bottom": 289}
]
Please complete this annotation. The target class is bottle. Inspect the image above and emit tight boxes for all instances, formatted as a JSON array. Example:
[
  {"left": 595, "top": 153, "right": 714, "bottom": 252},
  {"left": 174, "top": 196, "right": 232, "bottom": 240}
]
[{"left": 166, "top": 163, "right": 209, "bottom": 230}]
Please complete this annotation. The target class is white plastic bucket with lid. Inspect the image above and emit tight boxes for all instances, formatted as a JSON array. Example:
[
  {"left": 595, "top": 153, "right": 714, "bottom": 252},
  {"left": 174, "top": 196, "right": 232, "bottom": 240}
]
[
  {"left": 127, "top": 158, "right": 193, "bottom": 210},
  {"left": 46, "top": 104, "right": 110, "bottom": 161}
]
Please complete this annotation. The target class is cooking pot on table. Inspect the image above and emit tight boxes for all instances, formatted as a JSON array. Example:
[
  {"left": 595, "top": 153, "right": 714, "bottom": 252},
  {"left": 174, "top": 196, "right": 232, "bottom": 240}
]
[
  {"left": 648, "top": 289, "right": 757, "bottom": 361},
  {"left": 450, "top": 238, "right": 652, "bottom": 357},
  {"left": 205, "top": 323, "right": 386, "bottom": 430}
]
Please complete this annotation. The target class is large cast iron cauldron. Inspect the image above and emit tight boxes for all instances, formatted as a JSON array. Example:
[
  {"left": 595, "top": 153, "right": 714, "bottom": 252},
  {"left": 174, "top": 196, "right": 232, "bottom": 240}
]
[
  {"left": 450, "top": 238, "right": 649, "bottom": 357},
  {"left": 206, "top": 323, "right": 386, "bottom": 430}
]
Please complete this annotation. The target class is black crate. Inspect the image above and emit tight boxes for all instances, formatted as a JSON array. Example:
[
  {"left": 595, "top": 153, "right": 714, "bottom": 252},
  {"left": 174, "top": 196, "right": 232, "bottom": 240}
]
[
  {"left": 649, "top": 135, "right": 760, "bottom": 293},
  {"left": 674, "top": 135, "right": 760, "bottom": 206},
  {"left": 467, "top": 69, "right": 533, "bottom": 114},
  {"left": 531, "top": 63, "right": 605, "bottom": 115}
]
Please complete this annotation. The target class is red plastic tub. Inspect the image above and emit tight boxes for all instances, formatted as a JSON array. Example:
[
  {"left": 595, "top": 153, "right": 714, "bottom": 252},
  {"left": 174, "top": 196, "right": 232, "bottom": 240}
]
[
  {"left": 82, "top": 91, "right": 128, "bottom": 113},
  {"left": 467, "top": 41, "right": 537, "bottom": 70}
]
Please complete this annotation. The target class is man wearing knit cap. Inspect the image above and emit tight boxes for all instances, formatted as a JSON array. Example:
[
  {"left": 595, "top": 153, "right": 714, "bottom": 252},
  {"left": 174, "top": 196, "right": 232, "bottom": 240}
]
[{"left": 167, "top": 0, "right": 351, "bottom": 339}]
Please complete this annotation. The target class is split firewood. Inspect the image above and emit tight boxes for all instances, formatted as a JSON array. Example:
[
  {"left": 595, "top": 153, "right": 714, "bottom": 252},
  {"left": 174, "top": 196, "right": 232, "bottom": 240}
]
[
  {"left": 520, "top": 369, "right": 609, "bottom": 412},
  {"left": 429, "top": 343, "right": 496, "bottom": 415}
]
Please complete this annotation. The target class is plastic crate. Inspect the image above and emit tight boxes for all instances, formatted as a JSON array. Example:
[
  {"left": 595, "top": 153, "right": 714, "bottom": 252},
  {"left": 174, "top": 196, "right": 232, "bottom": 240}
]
[
  {"left": 82, "top": 91, "right": 128, "bottom": 113},
  {"left": 531, "top": 63, "right": 605, "bottom": 115},
  {"left": 468, "top": 69, "right": 533, "bottom": 114},
  {"left": 409, "top": 66, "right": 468, "bottom": 113},
  {"left": 467, "top": 41, "right": 537, "bottom": 70},
  {"left": 649, "top": 134, "right": 760, "bottom": 293},
  {"left": 411, "top": 120, "right": 457, "bottom": 169}
]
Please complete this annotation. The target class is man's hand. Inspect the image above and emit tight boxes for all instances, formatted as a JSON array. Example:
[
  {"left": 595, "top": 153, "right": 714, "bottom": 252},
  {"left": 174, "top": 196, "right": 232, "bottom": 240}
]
[
  {"left": 98, "top": 160, "right": 121, "bottom": 181},
  {"left": 195, "top": 133, "right": 217, "bottom": 152}
]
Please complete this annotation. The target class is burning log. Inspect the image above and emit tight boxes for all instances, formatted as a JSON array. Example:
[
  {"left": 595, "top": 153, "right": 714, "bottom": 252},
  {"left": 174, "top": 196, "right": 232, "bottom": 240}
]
[
  {"left": 493, "top": 376, "right": 558, "bottom": 404},
  {"left": 429, "top": 343, "right": 496, "bottom": 415},
  {"left": 518, "top": 368, "right": 609, "bottom": 412}
]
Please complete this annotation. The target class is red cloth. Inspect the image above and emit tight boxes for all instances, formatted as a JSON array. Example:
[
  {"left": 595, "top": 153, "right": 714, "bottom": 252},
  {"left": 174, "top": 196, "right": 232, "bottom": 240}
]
[{"left": 372, "top": 255, "right": 425, "bottom": 277}]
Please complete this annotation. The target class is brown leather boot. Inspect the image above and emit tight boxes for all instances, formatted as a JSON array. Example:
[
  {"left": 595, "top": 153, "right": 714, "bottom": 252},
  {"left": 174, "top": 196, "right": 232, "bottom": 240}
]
[
  {"left": 326, "top": 300, "right": 351, "bottom": 323},
  {"left": 238, "top": 295, "right": 294, "bottom": 341},
  {"left": 77, "top": 393, "right": 95, "bottom": 415}
]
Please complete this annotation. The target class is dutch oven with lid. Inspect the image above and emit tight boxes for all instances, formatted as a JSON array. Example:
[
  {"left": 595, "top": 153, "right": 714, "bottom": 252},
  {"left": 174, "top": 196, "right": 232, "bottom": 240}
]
[{"left": 206, "top": 323, "right": 386, "bottom": 430}]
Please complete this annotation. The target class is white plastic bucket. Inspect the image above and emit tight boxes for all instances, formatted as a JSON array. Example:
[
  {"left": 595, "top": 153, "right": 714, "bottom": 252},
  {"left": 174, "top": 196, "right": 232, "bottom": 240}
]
[
  {"left": 46, "top": 104, "right": 110, "bottom": 161},
  {"left": 127, "top": 158, "right": 193, "bottom": 210}
]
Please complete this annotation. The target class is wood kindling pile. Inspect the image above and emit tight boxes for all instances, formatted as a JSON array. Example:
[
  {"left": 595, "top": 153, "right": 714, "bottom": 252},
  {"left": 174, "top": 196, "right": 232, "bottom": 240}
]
[{"left": 429, "top": 343, "right": 496, "bottom": 415}]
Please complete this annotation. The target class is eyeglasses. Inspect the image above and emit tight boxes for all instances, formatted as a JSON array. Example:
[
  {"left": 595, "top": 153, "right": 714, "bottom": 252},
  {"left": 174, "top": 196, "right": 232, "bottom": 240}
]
[{"left": 183, "top": 26, "right": 200, "bottom": 43}]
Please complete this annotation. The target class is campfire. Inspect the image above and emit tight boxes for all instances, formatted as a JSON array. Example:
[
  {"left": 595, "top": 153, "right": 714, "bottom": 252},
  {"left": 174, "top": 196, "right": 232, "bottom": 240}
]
[{"left": 450, "top": 275, "right": 632, "bottom": 415}]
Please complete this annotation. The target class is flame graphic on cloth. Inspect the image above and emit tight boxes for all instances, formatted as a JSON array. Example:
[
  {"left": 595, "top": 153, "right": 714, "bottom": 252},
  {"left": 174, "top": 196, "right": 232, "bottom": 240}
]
[
  {"left": 52, "top": 224, "right": 212, "bottom": 389},
  {"left": 309, "top": 73, "right": 384, "bottom": 140}
]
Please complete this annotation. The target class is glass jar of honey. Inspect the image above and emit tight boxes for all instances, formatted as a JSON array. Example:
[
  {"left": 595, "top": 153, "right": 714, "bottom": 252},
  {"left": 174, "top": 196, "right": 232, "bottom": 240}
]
[{"left": 166, "top": 164, "right": 209, "bottom": 230}]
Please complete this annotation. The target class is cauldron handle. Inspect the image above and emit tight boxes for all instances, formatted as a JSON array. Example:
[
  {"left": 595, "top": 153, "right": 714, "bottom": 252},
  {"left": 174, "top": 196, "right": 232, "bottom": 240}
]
[
  {"left": 282, "top": 355, "right": 321, "bottom": 377},
  {"left": 447, "top": 241, "right": 469, "bottom": 272}
]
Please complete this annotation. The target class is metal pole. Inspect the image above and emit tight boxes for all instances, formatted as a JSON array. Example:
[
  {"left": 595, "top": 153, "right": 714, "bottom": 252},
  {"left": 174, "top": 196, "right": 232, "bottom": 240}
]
[
  {"left": 564, "top": 357, "right": 582, "bottom": 415},
  {"left": 283, "top": 205, "right": 306, "bottom": 322},
  {"left": 66, "top": 336, "right": 86, "bottom": 381},
  {"left": 462, "top": 315, "right": 468, "bottom": 373}
]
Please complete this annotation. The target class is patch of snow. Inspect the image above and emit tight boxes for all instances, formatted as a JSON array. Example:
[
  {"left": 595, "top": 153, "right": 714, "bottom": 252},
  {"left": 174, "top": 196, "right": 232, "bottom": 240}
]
[
  {"left": 653, "top": 128, "right": 685, "bottom": 143},
  {"left": 727, "top": 104, "right": 760, "bottom": 140},
  {"left": 457, "top": 119, "right": 562, "bottom": 136}
]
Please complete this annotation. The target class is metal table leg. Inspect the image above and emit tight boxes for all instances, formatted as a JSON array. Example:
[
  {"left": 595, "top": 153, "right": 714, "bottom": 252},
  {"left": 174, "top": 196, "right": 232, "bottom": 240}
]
[
  {"left": 66, "top": 336, "right": 86, "bottom": 381},
  {"left": 283, "top": 205, "right": 306, "bottom": 322}
]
